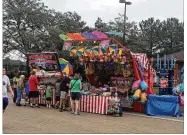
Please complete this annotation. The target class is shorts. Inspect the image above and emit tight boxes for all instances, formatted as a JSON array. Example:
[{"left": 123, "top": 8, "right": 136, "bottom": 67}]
[
  {"left": 71, "top": 92, "right": 81, "bottom": 101},
  {"left": 56, "top": 96, "right": 60, "bottom": 101},
  {"left": 3, "top": 97, "right": 9, "bottom": 111},
  {"left": 29, "top": 91, "right": 39, "bottom": 98},
  {"left": 46, "top": 97, "right": 52, "bottom": 101},
  {"left": 60, "top": 91, "right": 67, "bottom": 99}
]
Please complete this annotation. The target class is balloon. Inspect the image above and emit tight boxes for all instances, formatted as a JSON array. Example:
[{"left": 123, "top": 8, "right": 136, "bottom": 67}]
[
  {"left": 132, "top": 89, "right": 141, "bottom": 100},
  {"left": 140, "top": 80, "right": 148, "bottom": 92}
]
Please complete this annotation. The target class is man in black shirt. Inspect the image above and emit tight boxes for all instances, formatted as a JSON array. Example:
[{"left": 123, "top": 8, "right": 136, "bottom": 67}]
[{"left": 59, "top": 72, "right": 70, "bottom": 112}]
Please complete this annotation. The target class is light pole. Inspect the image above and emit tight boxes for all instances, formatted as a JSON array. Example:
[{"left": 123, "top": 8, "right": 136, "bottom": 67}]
[{"left": 119, "top": 0, "right": 132, "bottom": 43}]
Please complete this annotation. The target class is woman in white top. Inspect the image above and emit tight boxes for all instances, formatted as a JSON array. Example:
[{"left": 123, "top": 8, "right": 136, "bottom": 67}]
[{"left": 2, "top": 68, "right": 14, "bottom": 112}]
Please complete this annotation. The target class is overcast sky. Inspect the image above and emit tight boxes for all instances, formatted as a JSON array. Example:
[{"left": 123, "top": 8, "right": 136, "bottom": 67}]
[{"left": 42, "top": 0, "right": 183, "bottom": 27}]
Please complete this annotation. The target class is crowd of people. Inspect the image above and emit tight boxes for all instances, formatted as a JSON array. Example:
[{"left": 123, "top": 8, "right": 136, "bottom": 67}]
[{"left": 2, "top": 68, "right": 82, "bottom": 115}]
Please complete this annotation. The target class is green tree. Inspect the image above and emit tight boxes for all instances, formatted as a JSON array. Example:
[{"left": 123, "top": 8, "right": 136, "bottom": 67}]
[
  {"left": 3, "top": 0, "right": 53, "bottom": 54},
  {"left": 94, "top": 14, "right": 140, "bottom": 52},
  {"left": 160, "top": 18, "right": 184, "bottom": 55},
  {"left": 55, "top": 11, "right": 87, "bottom": 33},
  {"left": 138, "top": 18, "right": 163, "bottom": 57},
  {"left": 3, "top": 0, "right": 87, "bottom": 55},
  {"left": 94, "top": 17, "right": 109, "bottom": 31}
]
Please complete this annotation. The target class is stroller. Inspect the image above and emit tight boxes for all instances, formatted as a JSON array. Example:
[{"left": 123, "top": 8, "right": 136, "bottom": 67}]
[{"left": 107, "top": 98, "right": 123, "bottom": 117}]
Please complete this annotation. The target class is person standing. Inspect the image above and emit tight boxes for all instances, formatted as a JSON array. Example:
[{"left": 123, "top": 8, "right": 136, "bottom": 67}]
[
  {"left": 59, "top": 73, "right": 70, "bottom": 112},
  {"left": 16, "top": 75, "right": 25, "bottom": 106},
  {"left": 54, "top": 79, "right": 61, "bottom": 109},
  {"left": 2, "top": 68, "right": 14, "bottom": 112},
  {"left": 29, "top": 71, "right": 39, "bottom": 108},
  {"left": 45, "top": 83, "right": 52, "bottom": 108},
  {"left": 78, "top": 73, "right": 82, "bottom": 81},
  {"left": 24, "top": 81, "right": 30, "bottom": 106},
  {"left": 13, "top": 70, "right": 20, "bottom": 103},
  {"left": 69, "top": 73, "right": 82, "bottom": 115}
]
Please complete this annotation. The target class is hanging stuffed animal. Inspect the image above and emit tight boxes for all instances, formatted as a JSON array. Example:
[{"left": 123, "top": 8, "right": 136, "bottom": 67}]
[
  {"left": 100, "top": 55, "right": 104, "bottom": 62},
  {"left": 104, "top": 55, "right": 108, "bottom": 63},
  {"left": 140, "top": 80, "right": 148, "bottom": 92},
  {"left": 132, "top": 80, "right": 141, "bottom": 92},
  {"left": 140, "top": 92, "right": 147, "bottom": 103},
  {"left": 131, "top": 80, "right": 148, "bottom": 104},
  {"left": 122, "top": 68, "right": 131, "bottom": 77},
  {"left": 173, "top": 83, "right": 184, "bottom": 96},
  {"left": 131, "top": 89, "right": 141, "bottom": 100}
]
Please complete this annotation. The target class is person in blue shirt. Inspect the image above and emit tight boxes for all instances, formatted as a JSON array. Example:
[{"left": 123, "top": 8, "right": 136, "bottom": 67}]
[{"left": 24, "top": 81, "right": 30, "bottom": 106}]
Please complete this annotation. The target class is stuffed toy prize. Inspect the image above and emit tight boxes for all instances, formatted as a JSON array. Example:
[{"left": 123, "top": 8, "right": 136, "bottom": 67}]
[
  {"left": 132, "top": 89, "right": 141, "bottom": 100},
  {"left": 140, "top": 80, "right": 148, "bottom": 92},
  {"left": 132, "top": 80, "right": 141, "bottom": 91},
  {"left": 140, "top": 92, "right": 147, "bottom": 104}
]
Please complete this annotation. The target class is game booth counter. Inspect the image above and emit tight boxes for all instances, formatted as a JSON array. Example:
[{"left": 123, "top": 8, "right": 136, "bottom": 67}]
[
  {"left": 59, "top": 31, "right": 162, "bottom": 116},
  {"left": 26, "top": 52, "right": 73, "bottom": 106}
]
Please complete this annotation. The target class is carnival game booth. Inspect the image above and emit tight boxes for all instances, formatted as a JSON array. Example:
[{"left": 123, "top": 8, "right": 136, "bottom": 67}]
[
  {"left": 59, "top": 31, "right": 156, "bottom": 115},
  {"left": 144, "top": 54, "right": 184, "bottom": 117},
  {"left": 27, "top": 52, "right": 72, "bottom": 106}
]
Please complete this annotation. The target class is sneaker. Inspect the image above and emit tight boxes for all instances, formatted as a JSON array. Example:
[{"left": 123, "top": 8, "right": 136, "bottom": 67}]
[
  {"left": 71, "top": 111, "right": 75, "bottom": 114},
  {"left": 16, "top": 104, "right": 22, "bottom": 106},
  {"left": 59, "top": 108, "right": 63, "bottom": 112},
  {"left": 35, "top": 105, "right": 40, "bottom": 108},
  {"left": 74, "top": 112, "right": 80, "bottom": 115}
]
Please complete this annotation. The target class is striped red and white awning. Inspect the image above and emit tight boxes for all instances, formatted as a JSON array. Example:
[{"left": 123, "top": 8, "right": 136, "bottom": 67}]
[{"left": 131, "top": 53, "right": 156, "bottom": 75}]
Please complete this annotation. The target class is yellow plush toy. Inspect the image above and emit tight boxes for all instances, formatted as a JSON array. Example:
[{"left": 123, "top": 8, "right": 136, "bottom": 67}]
[
  {"left": 131, "top": 80, "right": 148, "bottom": 104},
  {"left": 140, "top": 92, "right": 147, "bottom": 103},
  {"left": 132, "top": 89, "right": 141, "bottom": 100}
]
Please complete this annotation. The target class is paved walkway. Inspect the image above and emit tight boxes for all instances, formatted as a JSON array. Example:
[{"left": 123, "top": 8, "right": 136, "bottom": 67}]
[{"left": 3, "top": 98, "right": 184, "bottom": 134}]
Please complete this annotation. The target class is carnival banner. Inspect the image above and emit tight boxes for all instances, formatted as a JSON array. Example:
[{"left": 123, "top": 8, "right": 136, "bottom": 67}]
[{"left": 27, "top": 53, "right": 61, "bottom": 71}]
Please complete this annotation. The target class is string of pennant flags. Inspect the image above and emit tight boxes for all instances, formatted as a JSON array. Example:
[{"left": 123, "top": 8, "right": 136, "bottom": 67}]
[{"left": 67, "top": 45, "right": 124, "bottom": 57}]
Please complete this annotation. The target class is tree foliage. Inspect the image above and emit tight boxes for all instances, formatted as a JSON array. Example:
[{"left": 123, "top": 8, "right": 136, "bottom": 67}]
[
  {"left": 3, "top": 0, "right": 184, "bottom": 59},
  {"left": 3, "top": 0, "right": 87, "bottom": 55},
  {"left": 93, "top": 15, "right": 184, "bottom": 57}
]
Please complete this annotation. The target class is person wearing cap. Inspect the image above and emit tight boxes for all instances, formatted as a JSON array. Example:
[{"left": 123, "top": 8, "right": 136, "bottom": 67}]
[
  {"left": 16, "top": 75, "right": 25, "bottom": 106},
  {"left": 2, "top": 68, "right": 14, "bottom": 112}
]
